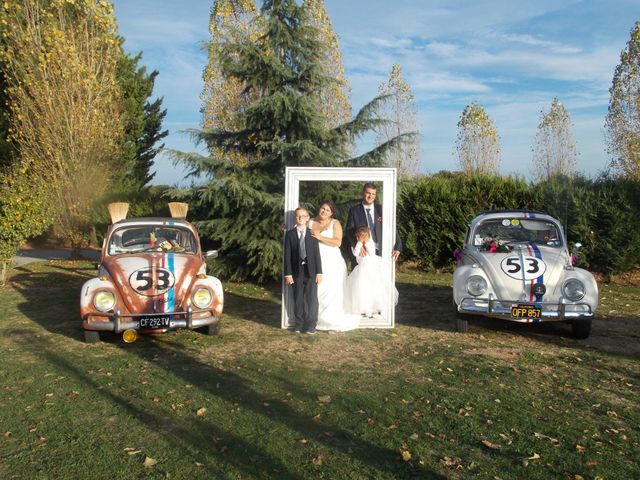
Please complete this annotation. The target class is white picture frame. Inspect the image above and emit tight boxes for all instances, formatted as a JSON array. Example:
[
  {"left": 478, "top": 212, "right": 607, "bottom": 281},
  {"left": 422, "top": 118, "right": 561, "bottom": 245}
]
[{"left": 282, "top": 167, "right": 398, "bottom": 329}]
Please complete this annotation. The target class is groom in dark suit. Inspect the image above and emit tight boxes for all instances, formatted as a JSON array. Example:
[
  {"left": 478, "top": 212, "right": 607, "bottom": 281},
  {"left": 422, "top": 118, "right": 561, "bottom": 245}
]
[
  {"left": 284, "top": 207, "right": 323, "bottom": 334},
  {"left": 346, "top": 183, "right": 402, "bottom": 267}
]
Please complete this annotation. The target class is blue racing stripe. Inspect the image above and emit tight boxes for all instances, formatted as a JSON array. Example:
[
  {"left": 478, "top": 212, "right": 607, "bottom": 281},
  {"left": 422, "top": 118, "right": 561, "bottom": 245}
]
[
  {"left": 167, "top": 252, "right": 175, "bottom": 312},
  {"left": 529, "top": 243, "right": 544, "bottom": 302}
]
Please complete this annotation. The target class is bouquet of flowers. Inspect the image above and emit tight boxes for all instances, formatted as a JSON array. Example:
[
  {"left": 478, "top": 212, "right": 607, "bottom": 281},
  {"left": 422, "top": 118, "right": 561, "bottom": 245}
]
[{"left": 481, "top": 237, "right": 511, "bottom": 253}]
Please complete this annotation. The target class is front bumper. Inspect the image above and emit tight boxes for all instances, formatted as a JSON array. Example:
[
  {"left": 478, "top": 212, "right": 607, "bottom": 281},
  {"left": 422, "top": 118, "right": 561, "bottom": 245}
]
[
  {"left": 83, "top": 306, "right": 219, "bottom": 333},
  {"left": 458, "top": 294, "right": 594, "bottom": 322}
]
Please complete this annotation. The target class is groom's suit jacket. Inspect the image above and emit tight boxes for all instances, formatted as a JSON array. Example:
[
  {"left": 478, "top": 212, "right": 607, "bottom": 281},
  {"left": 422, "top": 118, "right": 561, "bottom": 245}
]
[
  {"left": 283, "top": 227, "right": 322, "bottom": 278},
  {"left": 346, "top": 203, "right": 402, "bottom": 255}
]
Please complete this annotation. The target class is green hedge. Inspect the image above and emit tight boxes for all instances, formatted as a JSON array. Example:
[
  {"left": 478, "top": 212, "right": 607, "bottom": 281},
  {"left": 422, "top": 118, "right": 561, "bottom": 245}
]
[{"left": 398, "top": 173, "right": 640, "bottom": 276}]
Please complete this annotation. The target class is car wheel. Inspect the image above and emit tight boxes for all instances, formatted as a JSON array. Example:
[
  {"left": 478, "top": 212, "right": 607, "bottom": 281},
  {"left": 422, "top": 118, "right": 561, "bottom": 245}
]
[
  {"left": 453, "top": 302, "right": 470, "bottom": 333},
  {"left": 200, "top": 322, "right": 221, "bottom": 336},
  {"left": 571, "top": 319, "right": 592, "bottom": 339},
  {"left": 455, "top": 314, "right": 469, "bottom": 333},
  {"left": 83, "top": 330, "right": 101, "bottom": 343}
]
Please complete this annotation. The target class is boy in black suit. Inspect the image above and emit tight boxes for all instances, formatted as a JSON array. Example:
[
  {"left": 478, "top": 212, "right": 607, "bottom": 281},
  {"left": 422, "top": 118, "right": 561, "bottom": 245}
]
[{"left": 284, "top": 207, "right": 323, "bottom": 333}]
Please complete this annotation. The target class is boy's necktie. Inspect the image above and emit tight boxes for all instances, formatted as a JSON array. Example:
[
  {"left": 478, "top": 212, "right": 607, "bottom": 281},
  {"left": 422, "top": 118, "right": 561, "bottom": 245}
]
[{"left": 299, "top": 229, "right": 306, "bottom": 260}]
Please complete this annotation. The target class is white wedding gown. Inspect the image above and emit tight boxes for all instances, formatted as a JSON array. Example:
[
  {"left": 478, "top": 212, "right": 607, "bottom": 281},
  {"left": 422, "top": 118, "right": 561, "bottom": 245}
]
[
  {"left": 311, "top": 220, "right": 360, "bottom": 331},
  {"left": 346, "top": 238, "right": 399, "bottom": 314}
]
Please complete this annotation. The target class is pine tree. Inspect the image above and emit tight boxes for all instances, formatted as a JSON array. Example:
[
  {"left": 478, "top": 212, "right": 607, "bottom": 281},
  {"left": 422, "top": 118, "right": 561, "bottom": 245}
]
[
  {"left": 375, "top": 63, "right": 420, "bottom": 178},
  {"left": 173, "top": 0, "right": 404, "bottom": 281},
  {"left": 532, "top": 98, "right": 577, "bottom": 181},
  {"left": 455, "top": 102, "right": 501, "bottom": 176},
  {"left": 116, "top": 49, "right": 168, "bottom": 188},
  {"left": 605, "top": 21, "right": 640, "bottom": 178}
]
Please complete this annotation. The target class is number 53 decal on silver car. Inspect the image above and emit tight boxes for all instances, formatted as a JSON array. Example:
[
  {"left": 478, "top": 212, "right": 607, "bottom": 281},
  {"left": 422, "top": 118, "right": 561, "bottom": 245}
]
[{"left": 500, "top": 256, "right": 546, "bottom": 280}]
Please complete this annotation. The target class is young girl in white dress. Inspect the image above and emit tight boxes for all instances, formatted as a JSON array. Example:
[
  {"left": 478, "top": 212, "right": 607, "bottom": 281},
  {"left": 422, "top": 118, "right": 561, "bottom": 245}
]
[{"left": 346, "top": 226, "right": 398, "bottom": 316}]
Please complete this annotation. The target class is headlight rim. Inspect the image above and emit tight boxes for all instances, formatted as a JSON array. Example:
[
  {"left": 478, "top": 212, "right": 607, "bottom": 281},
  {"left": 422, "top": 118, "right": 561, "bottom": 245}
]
[
  {"left": 466, "top": 275, "right": 488, "bottom": 297},
  {"left": 93, "top": 289, "right": 116, "bottom": 312},
  {"left": 192, "top": 287, "right": 213, "bottom": 309},
  {"left": 563, "top": 278, "right": 586, "bottom": 301}
]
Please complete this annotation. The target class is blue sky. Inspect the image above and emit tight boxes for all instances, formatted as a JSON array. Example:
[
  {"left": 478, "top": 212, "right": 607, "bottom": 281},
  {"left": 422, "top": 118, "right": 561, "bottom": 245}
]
[{"left": 113, "top": 0, "right": 639, "bottom": 185}]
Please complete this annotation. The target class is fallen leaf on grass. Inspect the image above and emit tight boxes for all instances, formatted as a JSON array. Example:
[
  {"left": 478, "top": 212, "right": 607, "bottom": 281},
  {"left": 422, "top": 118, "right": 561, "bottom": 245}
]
[
  {"left": 409, "top": 433, "right": 419, "bottom": 440},
  {"left": 4, "top": 432, "right": 11, "bottom": 437},
  {"left": 481, "top": 439, "right": 502, "bottom": 450},
  {"left": 312, "top": 455, "right": 323, "bottom": 466},
  {"left": 367, "top": 418, "right": 375, "bottom": 425},
  {"left": 152, "top": 397, "right": 161, "bottom": 403},
  {"left": 575, "top": 444, "right": 586, "bottom": 453},
  {"left": 143, "top": 456, "right": 158, "bottom": 467},
  {"left": 528, "top": 453, "right": 540, "bottom": 460},
  {"left": 401, "top": 450, "right": 412, "bottom": 461},
  {"left": 312, "top": 414, "right": 321, "bottom": 421},
  {"left": 534, "top": 432, "right": 559, "bottom": 444},
  {"left": 317, "top": 395, "right": 331, "bottom": 403},
  {"left": 574, "top": 475, "right": 584, "bottom": 480},
  {"left": 196, "top": 407, "right": 207, "bottom": 417},
  {"left": 195, "top": 462, "right": 204, "bottom": 467}
]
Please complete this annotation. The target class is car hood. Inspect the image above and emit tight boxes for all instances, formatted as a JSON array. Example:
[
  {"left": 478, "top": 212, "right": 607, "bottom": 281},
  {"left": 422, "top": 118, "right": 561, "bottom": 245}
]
[
  {"left": 103, "top": 253, "right": 203, "bottom": 314},
  {"left": 470, "top": 244, "right": 570, "bottom": 302}
]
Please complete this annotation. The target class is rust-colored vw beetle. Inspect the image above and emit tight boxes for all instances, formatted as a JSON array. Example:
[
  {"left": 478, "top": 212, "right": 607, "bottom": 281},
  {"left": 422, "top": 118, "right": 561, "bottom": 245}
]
[{"left": 80, "top": 203, "right": 223, "bottom": 343}]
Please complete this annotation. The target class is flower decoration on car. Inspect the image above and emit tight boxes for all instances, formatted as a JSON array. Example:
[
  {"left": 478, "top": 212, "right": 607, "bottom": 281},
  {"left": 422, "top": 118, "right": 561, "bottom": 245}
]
[{"left": 481, "top": 237, "right": 511, "bottom": 253}]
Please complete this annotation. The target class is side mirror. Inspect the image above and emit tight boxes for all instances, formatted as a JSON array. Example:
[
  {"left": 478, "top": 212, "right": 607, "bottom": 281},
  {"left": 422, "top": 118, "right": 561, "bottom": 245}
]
[{"left": 205, "top": 250, "right": 219, "bottom": 259}]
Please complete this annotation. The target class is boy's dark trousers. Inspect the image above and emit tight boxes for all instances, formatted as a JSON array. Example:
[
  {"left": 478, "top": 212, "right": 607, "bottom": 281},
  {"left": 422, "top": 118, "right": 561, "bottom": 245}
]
[{"left": 292, "top": 264, "right": 318, "bottom": 332}]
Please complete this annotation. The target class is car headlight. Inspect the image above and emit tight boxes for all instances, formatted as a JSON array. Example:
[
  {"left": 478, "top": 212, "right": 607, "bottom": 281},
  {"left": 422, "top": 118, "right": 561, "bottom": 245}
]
[
  {"left": 466, "top": 275, "right": 487, "bottom": 296},
  {"left": 563, "top": 279, "right": 585, "bottom": 301},
  {"left": 93, "top": 290, "right": 116, "bottom": 312},
  {"left": 192, "top": 287, "right": 213, "bottom": 309}
]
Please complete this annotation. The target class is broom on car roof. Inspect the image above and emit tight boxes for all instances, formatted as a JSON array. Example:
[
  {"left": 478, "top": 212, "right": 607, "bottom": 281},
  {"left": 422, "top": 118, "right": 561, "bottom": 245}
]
[
  {"left": 107, "top": 202, "right": 129, "bottom": 224},
  {"left": 168, "top": 202, "right": 188, "bottom": 220}
]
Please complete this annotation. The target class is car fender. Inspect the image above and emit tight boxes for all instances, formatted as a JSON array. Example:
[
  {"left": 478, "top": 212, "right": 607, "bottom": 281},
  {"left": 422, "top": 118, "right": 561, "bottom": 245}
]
[{"left": 453, "top": 264, "right": 492, "bottom": 305}]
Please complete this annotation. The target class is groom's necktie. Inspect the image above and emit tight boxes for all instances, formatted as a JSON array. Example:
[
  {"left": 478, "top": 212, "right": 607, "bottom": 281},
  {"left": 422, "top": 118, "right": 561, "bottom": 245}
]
[
  {"left": 366, "top": 208, "right": 377, "bottom": 242},
  {"left": 299, "top": 229, "right": 307, "bottom": 262}
]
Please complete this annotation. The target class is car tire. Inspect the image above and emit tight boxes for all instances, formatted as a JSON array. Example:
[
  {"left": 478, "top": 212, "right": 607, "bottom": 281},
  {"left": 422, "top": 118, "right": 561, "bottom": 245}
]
[
  {"left": 571, "top": 319, "right": 592, "bottom": 339},
  {"left": 455, "top": 314, "right": 469, "bottom": 333},
  {"left": 200, "top": 322, "right": 221, "bottom": 336},
  {"left": 83, "top": 330, "right": 101, "bottom": 343},
  {"left": 452, "top": 301, "right": 469, "bottom": 332}
]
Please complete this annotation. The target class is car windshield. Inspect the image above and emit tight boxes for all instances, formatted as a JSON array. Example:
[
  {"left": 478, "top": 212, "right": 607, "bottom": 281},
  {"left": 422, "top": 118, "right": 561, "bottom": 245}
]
[
  {"left": 472, "top": 217, "right": 562, "bottom": 248},
  {"left": 107, "top": 225, "right": 197, "bottom": 255}
]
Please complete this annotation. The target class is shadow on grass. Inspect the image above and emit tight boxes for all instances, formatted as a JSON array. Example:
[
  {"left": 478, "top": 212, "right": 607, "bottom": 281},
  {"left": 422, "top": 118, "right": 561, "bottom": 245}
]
[
  {"left": 11, "top": 262, "right": 639, "bottom": 359},
  {"left": 12, "top": 333, "right": 302, "bottom": 479},
  {"left": 395, "top": 280, "right": 640, "bottom": 359},
  {"left": 224, "top": 291, "right": 281, "bottom": 328},
  {"left": 13, "top": 330, "right": 444, "bottom": 479}
]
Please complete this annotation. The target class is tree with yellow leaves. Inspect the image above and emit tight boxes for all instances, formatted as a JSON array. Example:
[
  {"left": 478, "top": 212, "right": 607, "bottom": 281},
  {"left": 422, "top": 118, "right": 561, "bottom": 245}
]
[
  {"left": 305, "top": 0, "right": 352, "bottom": 128},
  {"left": 532, "top": 98, "right": 577, "bottom": 181},
  {"left": 375, "top": 63, "right": 420, "bottom": 178},
  {"left": 455, "top": 102, "right": 501, "bottom": 176},
  {"left": 605, "top": 21, "right": 640, "bottom": 178},
  {"left": 201, "top": 0, "right": 259, "bottom": 166},
  {"left": 1, "top": 0, "right": 123, "bottom": 251}
]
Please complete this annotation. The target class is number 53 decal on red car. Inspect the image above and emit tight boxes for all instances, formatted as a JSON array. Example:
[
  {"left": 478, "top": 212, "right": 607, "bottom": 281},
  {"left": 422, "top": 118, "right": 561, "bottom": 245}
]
[{"left": 128, "top": 267, "right": 176, "bottom": 296}]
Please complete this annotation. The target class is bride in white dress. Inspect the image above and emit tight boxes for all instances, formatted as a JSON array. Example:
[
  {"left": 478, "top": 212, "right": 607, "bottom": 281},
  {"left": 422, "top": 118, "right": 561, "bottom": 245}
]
[{"left": 309, "top": 200, "right": 360, "bottom": 332}]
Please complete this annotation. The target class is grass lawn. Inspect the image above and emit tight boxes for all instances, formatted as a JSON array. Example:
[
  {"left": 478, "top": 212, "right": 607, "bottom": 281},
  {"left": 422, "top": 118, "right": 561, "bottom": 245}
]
[{"left": 0, "top": 260, "right": 638, "bottom": 479}]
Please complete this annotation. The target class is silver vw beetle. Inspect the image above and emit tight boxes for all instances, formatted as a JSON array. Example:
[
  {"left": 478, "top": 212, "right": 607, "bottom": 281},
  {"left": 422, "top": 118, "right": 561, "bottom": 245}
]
[{"left": 453, "top": 210, "right": 598, "bottom": 338}]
